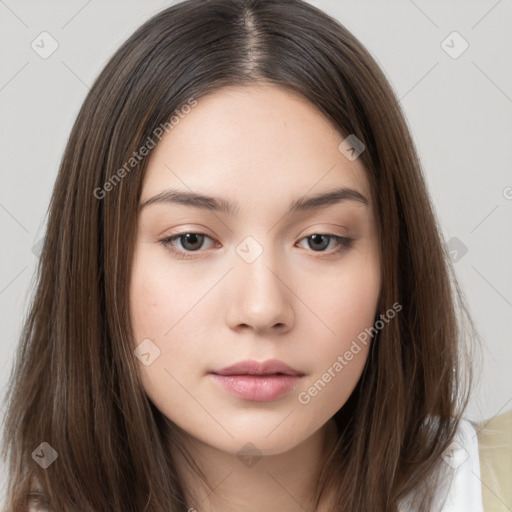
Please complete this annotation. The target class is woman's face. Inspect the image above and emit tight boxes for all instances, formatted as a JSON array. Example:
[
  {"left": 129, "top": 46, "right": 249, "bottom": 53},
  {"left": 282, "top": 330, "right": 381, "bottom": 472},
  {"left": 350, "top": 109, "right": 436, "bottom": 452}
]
[{"left": 130, "top": 84, "right": 381, "bottom": 456}]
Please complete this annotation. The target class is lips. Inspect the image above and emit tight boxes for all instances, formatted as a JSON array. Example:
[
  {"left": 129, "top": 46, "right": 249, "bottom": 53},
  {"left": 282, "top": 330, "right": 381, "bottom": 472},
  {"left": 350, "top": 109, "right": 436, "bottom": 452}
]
[
  {"left": 209, "top": 359, "right": 304, "bottom": 402},
  {"left": 211, "top": 358, "right": 304, "bottom": 377}
]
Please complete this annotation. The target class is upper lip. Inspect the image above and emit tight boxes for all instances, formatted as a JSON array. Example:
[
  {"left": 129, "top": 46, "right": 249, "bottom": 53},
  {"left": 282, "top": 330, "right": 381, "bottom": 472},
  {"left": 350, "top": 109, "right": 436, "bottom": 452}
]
[{"left": 211, "top": 359, "right": 304, "bottom": 376}]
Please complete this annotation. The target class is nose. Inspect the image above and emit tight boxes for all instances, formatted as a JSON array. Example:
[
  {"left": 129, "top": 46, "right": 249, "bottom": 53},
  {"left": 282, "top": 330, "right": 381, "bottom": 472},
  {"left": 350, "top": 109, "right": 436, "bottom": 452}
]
[{"left": 225, "top": 250, "right": 295, "bottom": 335}]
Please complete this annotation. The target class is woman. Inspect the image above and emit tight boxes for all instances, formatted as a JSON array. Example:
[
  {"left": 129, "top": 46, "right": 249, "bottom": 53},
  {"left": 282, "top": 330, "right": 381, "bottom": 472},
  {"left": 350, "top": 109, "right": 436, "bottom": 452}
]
[{"left": 1, "top": 0, "right": 483, "bottom": 510}]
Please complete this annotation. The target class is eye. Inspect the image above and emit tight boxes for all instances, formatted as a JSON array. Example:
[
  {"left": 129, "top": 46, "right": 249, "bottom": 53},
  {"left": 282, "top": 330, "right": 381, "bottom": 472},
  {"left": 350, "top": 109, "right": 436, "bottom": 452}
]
[
  {"left": 158, "top": 232, "right": 353, "bottom": 259},
  {"left": 296, "top": 234, "right": 353, "bottom": 255},
  {"left": 159, "top": 233, "right": 216, "bottom": 259}
]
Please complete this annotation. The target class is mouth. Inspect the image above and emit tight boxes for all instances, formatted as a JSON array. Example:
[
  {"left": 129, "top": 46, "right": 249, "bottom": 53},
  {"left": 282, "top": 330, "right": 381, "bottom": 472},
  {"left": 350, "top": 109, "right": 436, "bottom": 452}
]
[
  {"left": 209, "top": 359, "right": 304, "bottom": 401},
  {"left": 210, "top": 358, "right": 305, "bottom": 377}
]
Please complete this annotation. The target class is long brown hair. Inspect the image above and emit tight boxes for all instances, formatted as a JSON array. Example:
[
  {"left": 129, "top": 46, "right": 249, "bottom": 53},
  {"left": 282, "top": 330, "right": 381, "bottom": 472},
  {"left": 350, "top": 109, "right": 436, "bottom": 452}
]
[{"left": 2, "top": 0, "right": 477, "bottom": 510}]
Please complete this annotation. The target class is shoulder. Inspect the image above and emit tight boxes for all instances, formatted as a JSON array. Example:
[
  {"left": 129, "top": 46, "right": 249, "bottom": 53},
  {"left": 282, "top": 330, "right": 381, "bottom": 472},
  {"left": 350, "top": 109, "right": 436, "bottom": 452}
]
[
  {"left": 432, "top": 417, "right": 484, "bottom": 512},
  {"left": 433, "top": 411, "right": 512, "bottom": 512},
  {"left": 441, "top": 419, "right": 484, "bottom": 512},
  {"left": 398, "top": 417, "right": 485, "bottom": 512}
]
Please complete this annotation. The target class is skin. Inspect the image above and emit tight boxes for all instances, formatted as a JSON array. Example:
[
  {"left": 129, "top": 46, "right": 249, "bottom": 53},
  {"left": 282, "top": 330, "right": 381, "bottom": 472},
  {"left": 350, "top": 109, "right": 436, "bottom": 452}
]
[{"left": 130, "top": 84, "right": 381, "bottom": 511}]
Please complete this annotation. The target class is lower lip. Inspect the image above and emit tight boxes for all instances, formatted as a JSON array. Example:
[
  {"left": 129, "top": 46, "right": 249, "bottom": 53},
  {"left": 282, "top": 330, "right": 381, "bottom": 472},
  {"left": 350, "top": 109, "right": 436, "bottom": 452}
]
[{"left": 210, "top": 374, "right": 302, "bottom": 402}]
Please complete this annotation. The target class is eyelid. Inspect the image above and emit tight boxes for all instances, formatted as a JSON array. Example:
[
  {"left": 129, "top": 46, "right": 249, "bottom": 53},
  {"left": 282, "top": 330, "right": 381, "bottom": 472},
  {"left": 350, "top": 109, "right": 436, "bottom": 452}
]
[
  {"left": 159, "top": 232, "right": 218, "bottom": 258},
  {"left": 158, "top": 230, "right": 354, "bottom": 260}
]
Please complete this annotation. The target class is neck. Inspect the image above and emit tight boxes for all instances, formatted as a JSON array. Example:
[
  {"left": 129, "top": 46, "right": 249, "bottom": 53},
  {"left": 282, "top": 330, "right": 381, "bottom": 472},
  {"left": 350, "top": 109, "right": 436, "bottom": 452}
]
[{"left": 169, "top": 418, "right": 339, "bottom": 512}]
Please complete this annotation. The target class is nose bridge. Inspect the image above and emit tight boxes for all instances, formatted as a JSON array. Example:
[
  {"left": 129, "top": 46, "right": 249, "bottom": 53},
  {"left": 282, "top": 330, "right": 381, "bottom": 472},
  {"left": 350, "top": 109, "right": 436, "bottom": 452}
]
[{"left": 228, "top": 235, "right": 293, "bottom": 332}]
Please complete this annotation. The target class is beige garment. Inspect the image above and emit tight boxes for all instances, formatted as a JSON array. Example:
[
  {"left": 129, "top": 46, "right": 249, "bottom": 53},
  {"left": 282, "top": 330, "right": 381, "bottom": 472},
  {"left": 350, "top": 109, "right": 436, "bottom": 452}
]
[{"left": 476, "top": 409, "right": 512, "bottom": 512}]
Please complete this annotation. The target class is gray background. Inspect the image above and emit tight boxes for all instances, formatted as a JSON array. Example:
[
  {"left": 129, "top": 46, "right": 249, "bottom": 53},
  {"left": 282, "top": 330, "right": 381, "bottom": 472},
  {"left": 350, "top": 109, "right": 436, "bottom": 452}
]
[{"left": 1, "top": 0, "right": 511, "bottom": 500}]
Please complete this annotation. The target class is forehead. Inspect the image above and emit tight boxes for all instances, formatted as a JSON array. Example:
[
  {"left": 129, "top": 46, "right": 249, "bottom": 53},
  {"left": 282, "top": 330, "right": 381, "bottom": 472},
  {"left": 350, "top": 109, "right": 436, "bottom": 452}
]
[{"left": 142, "top": 84, "right": 371, "bottom": 209}]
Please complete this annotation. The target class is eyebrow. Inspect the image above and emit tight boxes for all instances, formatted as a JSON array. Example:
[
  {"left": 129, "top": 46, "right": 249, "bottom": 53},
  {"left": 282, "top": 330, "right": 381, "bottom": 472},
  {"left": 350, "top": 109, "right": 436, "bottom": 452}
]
[{"left": 139, "top": 186, "right": 368, "bottom": 215}]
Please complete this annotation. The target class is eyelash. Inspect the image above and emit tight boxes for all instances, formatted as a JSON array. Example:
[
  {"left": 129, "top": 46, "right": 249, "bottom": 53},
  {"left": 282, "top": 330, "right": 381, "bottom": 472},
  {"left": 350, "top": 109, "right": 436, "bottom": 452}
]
[{"left": 158, "top": 232, "right": 353, "bottom": 260}]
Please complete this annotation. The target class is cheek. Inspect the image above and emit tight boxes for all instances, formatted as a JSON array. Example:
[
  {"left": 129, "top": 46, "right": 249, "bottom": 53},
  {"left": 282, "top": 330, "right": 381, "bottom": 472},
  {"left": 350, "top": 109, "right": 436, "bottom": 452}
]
[
  {"left": 129, "top": 252, "right": 205, "bottom": 418},
  {"left": 304, "top": 241, "right": 381, "bottom": 348},
  {"left": 294, "top": 245, "right": 380, "bottom": 412},
  {"left": 129, "top": 245, "right": 212, "bottom": 379},
  {"left": 130, "top": 265, "right": 172, "bottom": 343},
  {"left": 130, "top": 246, "right": 205, "bottom": 343}
]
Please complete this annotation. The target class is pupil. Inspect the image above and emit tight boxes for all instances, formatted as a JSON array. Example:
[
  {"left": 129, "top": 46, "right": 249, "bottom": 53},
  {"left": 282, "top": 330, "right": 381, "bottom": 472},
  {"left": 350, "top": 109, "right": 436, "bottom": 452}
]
[
  {"left": 310, "top": 234, "right": 328, "bottom": 251},
  {"left": 183, "top": 233, "right": 202, "bottom": 250}
]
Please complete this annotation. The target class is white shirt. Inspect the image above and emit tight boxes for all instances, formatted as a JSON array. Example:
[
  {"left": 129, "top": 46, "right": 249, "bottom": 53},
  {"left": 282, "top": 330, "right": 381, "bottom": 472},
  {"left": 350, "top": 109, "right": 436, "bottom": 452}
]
[
  {"left": 437, "top": 418, "right": 484, "bottom": 511},
  {"left": 400, "top": 418, "right": 484, "bottom": 511}
]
